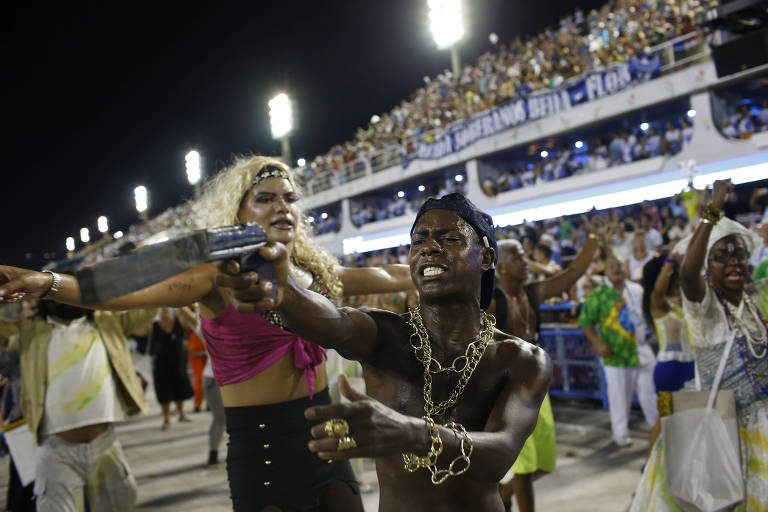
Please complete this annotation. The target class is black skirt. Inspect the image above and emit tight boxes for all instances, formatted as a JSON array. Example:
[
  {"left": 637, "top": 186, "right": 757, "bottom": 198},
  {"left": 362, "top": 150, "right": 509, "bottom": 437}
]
[{"left": 225, "top": 389, "right": 359, "bottom": 511}]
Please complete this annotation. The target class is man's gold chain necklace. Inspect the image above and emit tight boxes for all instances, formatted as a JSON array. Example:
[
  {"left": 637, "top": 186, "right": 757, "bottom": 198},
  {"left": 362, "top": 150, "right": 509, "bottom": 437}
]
[
  {"left": 402, "top": 307, "right": 495, "bottom": 484},
  {"left": 406, "top": 307, "right": 496, "bottom": 417}
]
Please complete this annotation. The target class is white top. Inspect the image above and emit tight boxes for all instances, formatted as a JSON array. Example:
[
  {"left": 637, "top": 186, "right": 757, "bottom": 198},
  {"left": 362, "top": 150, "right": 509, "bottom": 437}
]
[
  {"left": 682, "top": 280, "right": 767, "bottom": 349},
  {"left": 628, "top": 252, "right": 653, "bottom": 282},
  {"left": 668, "top": 224, "right": 692, "bottom": 242},
  {"left": 665, "top": 129, "right": 680, "bottom": 142},
  {"left": 610, "top": 234, "right": 632, "bottom": 261},
  {"left": 644, "top": 228, "right": 663, "bottom": 253},
  {"left": 40, "top": 317, "right": 124, "bottom": 436},
  {"left": 654, "top": 307, "right": 695, "bottom": 362}
]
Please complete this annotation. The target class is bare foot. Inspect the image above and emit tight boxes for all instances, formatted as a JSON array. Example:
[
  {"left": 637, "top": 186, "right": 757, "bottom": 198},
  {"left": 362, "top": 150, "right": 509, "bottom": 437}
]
[
  {"left": 161, "top": 420, "right": 171, "bottom": 430},
  {"left": 179, "top": 415, "right": 191, "bottom": 422}
]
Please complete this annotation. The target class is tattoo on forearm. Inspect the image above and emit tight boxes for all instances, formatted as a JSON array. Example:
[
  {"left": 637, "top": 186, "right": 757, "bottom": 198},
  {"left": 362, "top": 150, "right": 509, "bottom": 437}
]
[{"left": 167, "top": 280, "right": 192, "bottom": 292}]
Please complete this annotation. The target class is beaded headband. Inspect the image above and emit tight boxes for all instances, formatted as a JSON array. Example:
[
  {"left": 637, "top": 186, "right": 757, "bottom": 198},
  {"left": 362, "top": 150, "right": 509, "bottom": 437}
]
[{"left": 252, "top": 165, "right": 290, "bottom": 185}]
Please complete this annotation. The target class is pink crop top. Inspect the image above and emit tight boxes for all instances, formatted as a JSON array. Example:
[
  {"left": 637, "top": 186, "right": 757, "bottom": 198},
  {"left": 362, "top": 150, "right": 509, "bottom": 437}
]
[{"left": 200, "top": 304, "right": 326, "bottom": 397}]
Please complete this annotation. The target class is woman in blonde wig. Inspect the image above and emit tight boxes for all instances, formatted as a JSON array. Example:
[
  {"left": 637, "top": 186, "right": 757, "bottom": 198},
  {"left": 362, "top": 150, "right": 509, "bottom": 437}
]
[{"left": 0, "top": 156, "right": 413, "bottom": 511}]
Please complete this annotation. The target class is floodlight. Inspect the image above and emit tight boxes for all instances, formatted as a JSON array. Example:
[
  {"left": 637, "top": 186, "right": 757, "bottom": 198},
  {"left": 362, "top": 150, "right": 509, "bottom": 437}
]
[
  {"left": 134, "top": 186, "right": 148, "bottom": 213},
  {"left": 97, "top": 216, "right": 109, "bottom": 233},
  {"left": 429, "top": 0, "right": 464, "bottom": 49},
  {"left": 185, "top": 150, "right": 201, "bottom": 185},
  {"left": 269, "top": 93, "right": 293, "bottom": 139}
]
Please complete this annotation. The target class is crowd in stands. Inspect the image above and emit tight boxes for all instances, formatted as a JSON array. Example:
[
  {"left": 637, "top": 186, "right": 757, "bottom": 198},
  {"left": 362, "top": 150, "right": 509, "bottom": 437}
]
[
  {"left": 349, "top": 173, "right": 468, "bottom": 229},
  {"left": 481, "top": 115, "right": 693, "bottom": 196},
  {"left": 343, "top": 180, "right": 768, "bottom": 310},
  {"left": 299, "top": 0, "right": 714, "bottom": 191},
  {"left": 719, "top": 99, "right": 768, "bottom": 139}
]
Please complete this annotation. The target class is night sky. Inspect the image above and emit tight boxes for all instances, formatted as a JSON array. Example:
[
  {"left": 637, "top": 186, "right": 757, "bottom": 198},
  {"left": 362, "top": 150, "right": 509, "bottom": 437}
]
[{"left": 4, "top": 1, "right": 606, "bottom": 267}]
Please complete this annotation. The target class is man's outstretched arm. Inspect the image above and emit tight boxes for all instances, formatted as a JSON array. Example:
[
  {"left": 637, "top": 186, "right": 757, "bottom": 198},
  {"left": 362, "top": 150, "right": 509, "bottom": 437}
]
[{"left": 214, "top": 243, "right": 380, "bottom": 362}]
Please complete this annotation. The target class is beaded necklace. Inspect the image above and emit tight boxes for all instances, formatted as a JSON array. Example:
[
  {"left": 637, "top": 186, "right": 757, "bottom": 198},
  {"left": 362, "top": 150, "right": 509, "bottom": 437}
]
[{"left": 715, "top": 289, "right": 768, "bottom": 396}]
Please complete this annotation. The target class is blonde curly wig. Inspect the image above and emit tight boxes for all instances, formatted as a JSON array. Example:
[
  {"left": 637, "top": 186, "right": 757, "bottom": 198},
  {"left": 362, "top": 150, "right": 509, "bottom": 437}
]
[{"left": 196, "top": 155, "right": 343, "bottom": 299}]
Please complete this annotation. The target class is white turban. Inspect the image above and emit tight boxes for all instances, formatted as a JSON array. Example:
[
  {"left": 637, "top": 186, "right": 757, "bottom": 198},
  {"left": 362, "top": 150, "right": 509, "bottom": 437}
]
[{"left": 674, "top": 217, "right": 762, "bottom": 267}]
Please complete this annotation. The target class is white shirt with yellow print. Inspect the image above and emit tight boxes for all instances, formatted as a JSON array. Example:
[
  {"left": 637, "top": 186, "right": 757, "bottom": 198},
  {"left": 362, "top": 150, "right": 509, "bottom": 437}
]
[{"left": 40, "top": 317, "right": 124, "bottom": 436}]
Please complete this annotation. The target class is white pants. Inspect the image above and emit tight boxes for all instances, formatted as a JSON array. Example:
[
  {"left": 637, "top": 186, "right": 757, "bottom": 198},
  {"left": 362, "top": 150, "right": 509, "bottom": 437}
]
[
  {"left": 604, "top": 345, "right": 658, "bottom": 443},
  {"left": 34, "top": 426, "right": 137, "bottom": 512}
]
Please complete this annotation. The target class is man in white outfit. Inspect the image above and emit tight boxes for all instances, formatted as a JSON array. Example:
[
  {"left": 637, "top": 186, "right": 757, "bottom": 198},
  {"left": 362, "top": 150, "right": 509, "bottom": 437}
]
[{"left": 578, "top": 256, "right": 657, "bottom": 446}]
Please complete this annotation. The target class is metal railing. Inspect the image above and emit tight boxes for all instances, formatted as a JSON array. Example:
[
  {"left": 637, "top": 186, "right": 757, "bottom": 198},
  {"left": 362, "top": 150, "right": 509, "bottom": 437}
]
[{"left": 650, "top": 30, "right": 711, "bottom": 74}]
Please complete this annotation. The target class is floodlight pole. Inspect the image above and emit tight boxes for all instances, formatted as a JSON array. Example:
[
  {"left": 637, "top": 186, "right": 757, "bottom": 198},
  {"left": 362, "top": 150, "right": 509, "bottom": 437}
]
[
  {"left": 450, "top": 45, "right": 461, "bottom": 78},
  {"left": 281, "top": 137, "right": 292, "bottom": 168}
]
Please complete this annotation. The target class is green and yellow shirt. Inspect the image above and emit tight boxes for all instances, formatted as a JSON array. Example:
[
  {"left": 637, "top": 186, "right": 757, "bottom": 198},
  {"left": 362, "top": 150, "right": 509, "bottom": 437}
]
[{"left": 578, "top": 284, "right": 640, "bottom": 368}]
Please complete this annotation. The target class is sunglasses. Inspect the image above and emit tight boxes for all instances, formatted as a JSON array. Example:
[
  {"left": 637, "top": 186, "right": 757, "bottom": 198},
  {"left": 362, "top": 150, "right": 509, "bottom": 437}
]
[{"left": 710, "top": 248, "right": 748, "bottom": 263}]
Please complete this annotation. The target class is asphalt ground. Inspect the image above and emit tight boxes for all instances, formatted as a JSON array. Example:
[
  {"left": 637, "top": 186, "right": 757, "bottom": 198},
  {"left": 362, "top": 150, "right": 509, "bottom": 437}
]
[{"left": 0, "top": 390, "right": 651, "bottom": 511}]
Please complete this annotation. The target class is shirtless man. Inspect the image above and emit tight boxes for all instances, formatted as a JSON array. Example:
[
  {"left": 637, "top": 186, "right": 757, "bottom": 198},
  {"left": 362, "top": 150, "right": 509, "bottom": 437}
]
[
  {"left": 491, "top": 220, "right": 602, "bottom": 511},
  {"left": 216, "top": 193, "right": 552, "bottom": 511}
]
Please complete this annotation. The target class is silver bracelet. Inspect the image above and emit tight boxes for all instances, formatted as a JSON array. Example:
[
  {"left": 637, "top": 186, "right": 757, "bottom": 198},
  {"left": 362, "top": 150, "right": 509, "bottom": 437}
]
[{"left": 41, "top": 270, "right": 62, "bottom": 299}]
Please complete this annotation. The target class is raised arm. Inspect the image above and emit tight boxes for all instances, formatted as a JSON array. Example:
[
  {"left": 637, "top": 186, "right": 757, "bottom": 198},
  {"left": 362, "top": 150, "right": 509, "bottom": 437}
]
[
  {"left": 0, "top": 264, "right": 216, "bottom": 311},
  {"left": 336, "top": 264, "right": 414, "bottom": 297},
  {"left": 680, "top": 180, "right": 731, "bottom": 302},
  {"left": 533, "top": 217, "right": 603, "bottom": 302},
  {"left": 215, "top": 243, "right": 381, "bottom": 361},
  {"left": 650, "top": 259, "right": 675, "bottom": 318},
  {"left": 525, "top": 259, "right": 558, "bottom": 277}
]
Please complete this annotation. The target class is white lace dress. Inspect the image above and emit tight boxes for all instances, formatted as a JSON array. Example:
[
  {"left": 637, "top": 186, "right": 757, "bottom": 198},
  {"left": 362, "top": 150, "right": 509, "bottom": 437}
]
[{"left": 631, "top": 279, "right": 768, "bottom": 511}]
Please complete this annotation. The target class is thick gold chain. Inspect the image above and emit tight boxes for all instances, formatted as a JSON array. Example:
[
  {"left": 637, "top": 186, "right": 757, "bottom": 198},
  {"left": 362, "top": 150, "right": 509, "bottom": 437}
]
[
  {"left": 403, "top": 420, "right": 473, "bottom": 485},
  {"left": 406, "top": 307, "right": 495, "bottom": 417}
]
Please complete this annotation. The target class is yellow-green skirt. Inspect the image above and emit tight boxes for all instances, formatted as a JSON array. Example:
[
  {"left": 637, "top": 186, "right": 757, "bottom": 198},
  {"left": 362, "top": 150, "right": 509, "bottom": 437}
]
[{"left": 511, "top": 393, "right": 556, "bottom": 474}]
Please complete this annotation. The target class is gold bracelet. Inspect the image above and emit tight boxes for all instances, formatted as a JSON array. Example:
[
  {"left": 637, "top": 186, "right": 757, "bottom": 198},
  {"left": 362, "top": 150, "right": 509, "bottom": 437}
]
[
  {"left": 588, "top": 232, "right": 601, "bottom": 242},
  {"left": 428, "top": 422, "right": 474, "bottom": 485},
  {"left": 402, "top": 419, "right": 474, "bottom": 485},
  {"left": 700, "top": 203, "right": 723, "bottom": 224},
  {"left": 402, "top": 416, "right": 443, "bottom": 471}
]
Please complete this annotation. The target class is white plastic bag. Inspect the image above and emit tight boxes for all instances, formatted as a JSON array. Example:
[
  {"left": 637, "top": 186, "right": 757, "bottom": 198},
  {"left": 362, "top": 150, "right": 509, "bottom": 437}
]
[
  {"left": 662, "top": 406, "right": 744, "bottom": 512},
  {"left": 662, "top": 323, "right": 744, "bottom": 512}
]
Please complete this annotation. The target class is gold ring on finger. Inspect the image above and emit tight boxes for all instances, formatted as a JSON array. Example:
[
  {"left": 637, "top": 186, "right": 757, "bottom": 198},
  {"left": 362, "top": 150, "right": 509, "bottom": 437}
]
[
  {"left": 324, "top": 418, "right": 349, "bottom": 438},
  {"left": 337, "top": 435, "right": 357, "bottom": 451}
]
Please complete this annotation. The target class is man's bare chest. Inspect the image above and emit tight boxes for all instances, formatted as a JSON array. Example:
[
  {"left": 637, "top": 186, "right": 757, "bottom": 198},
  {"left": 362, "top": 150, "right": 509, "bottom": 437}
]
[{"left": 361, "top": 355, "right": 507, "bottom": 431}]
